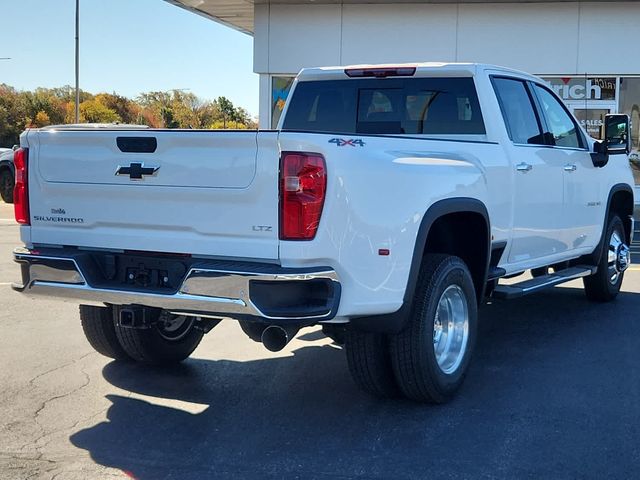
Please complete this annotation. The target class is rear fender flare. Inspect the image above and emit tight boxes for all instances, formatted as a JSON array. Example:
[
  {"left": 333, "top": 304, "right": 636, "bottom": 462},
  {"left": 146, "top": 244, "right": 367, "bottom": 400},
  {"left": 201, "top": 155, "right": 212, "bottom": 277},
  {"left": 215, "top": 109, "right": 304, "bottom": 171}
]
[{"left": 351, "top": 197, "right": 490, "bottom": 334}]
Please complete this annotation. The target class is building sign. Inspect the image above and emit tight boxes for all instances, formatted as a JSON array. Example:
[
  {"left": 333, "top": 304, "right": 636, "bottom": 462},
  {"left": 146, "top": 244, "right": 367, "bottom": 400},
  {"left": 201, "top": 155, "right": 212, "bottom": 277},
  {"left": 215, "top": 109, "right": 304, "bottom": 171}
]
[{"left": 542, "top": 77, "right": 616, "bottom": 101}]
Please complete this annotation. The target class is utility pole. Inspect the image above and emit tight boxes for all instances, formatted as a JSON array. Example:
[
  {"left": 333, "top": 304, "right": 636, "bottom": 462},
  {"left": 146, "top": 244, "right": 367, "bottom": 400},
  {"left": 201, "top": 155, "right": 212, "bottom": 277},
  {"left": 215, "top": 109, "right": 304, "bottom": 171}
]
[{"left": 75, "top": 0, "right": 80, "bottom": 123}]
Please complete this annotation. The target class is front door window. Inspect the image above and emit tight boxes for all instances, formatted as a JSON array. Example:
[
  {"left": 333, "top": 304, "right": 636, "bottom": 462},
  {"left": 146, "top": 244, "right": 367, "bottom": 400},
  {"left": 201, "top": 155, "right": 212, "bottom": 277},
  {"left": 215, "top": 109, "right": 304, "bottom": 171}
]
[{"left": 532, "top": 84, "right": 583, "bottom": 149}]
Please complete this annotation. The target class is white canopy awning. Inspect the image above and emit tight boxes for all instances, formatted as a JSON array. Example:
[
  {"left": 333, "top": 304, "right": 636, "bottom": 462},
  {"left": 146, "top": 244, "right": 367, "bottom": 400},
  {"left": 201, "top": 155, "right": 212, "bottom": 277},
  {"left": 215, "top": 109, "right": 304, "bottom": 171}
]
[{"left": 166, "top": 0, "right": 586, "bottom": 35}]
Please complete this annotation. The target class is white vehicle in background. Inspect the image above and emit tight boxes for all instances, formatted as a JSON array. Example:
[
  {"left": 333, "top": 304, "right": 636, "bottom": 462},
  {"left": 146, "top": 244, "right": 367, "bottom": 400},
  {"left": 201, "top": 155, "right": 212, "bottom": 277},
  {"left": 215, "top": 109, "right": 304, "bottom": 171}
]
[{"left": 12, "top": 63, "right": 634, "bottom": 403}]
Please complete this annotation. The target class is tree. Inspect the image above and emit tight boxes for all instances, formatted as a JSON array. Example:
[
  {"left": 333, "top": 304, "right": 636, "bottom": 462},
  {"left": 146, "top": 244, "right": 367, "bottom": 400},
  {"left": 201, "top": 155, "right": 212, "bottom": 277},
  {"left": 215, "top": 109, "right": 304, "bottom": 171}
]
[
  {"left": 209, "top": 120, "right": 248, "bottom": 130},
  {"left": 48, "top": 85, "right": 92, "bottom": 104},
  {"left": 95, "top": 93, "right": 138, "bottom": 124},
  {"left": 137, "top": 91, "right": 174, "bottom": 128},
  {"left": 22, "top": 88, "right": 66, "bottom": 127},
  {"left": 0, "top": 84, "right": 27, "bottom": 146},
  {"left": 79, "top": 99, "right": 120, "bottom": 123},
  {"left": 159, "top": 106, "right": 179, "bottom": 129},
  {"left": 0, "top": 84, "right": 256, "bottom": 143},
  {"left": 34, "top": 111, "right": 51, "bottom": 127},
  {"left": 216, "top": 96, "right": 237, "bottom": 128},
  {"left": 138, "top": 90, "right": 209, "bottom": 128}
]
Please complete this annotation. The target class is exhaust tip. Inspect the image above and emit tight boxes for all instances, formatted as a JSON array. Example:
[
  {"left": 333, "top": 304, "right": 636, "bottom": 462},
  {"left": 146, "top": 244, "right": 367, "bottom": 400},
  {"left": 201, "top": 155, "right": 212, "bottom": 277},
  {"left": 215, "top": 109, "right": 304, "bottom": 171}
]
[{"left": 261, "top": 325, "right": 297, "bottom": 352}]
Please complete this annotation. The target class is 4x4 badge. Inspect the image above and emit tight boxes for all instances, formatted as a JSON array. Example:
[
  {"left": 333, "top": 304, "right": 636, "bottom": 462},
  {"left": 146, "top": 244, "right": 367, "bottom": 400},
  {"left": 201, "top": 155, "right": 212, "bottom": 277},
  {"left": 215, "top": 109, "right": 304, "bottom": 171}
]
[
  {"left": 115, "top": 162, "right": 160, "bottom": 180},
  {"left": 329, "top": 138, "right": 365, "bottom": 147}
]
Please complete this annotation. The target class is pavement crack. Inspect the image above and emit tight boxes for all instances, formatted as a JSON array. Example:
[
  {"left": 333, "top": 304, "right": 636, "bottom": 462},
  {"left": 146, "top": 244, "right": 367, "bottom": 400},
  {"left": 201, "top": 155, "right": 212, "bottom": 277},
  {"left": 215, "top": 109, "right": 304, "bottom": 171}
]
[
  {"left": 33, "top": 368, "right": 91, "bottom": 420},
  {"left": 31, "top": 367, "right": 91, "bottom": 443},
  {"left": 27, "top": 351, "right": 95, "bottom": 389},
  {"left": 18, "top": 355, "right": 96, "bottom": 454}
]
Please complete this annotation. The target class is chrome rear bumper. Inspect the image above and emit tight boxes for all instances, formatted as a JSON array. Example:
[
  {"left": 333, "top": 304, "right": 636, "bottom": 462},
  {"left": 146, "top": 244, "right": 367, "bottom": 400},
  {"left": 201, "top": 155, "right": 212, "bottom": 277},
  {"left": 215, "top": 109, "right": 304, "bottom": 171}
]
[{"left": 12, "top": 247, "right": 340, "bottom": 322}]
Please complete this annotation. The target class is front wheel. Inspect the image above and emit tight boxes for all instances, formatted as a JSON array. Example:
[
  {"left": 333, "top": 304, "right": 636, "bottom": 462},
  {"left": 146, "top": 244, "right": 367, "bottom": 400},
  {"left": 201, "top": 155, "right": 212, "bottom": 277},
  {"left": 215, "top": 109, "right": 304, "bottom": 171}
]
[
  {"left": 390, "top": 254, "right": 477, "bottom": 403},
  {"left": 583, "top": 215, "right": 629, "bottom": 302}
]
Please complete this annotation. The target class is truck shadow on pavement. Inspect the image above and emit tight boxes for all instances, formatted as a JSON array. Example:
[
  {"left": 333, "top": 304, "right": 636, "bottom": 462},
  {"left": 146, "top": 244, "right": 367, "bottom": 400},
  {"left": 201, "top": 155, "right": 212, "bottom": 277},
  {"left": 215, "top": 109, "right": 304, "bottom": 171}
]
[{"left": 70, "top": 287, "right": 640, "bottom": 480}]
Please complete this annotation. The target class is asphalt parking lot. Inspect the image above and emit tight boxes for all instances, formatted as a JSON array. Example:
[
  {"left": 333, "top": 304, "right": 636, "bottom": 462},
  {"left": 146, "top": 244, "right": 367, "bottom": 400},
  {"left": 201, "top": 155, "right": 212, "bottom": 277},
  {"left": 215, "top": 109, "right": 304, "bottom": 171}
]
[{"left": 1, "top": 200, "right": 640, "bottom": 479}]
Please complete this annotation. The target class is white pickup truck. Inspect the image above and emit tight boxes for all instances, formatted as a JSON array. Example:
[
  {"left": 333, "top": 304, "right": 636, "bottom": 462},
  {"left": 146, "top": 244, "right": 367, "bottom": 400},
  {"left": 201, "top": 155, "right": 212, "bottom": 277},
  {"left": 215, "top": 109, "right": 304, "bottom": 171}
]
[{"left": 12, "top": 63, "right": 634, "bottom": 403}]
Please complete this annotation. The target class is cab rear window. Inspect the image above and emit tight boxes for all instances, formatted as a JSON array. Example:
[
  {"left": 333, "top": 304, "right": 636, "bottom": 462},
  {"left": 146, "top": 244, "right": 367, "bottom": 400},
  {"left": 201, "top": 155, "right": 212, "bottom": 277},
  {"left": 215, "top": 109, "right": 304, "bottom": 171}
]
[{"left": 282, "top": 77, "right": 485, "bottom": 135}]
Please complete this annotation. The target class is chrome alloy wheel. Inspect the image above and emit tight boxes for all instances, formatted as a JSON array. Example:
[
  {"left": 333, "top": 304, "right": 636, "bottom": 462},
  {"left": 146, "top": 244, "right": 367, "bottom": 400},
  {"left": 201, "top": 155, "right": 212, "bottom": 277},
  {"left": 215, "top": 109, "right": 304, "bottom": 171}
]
[
  {"left": 607, "top": 230, "right": 631, "bottom": 285},
  {"left": 156, "top": 313, "right": 195, "bottom": 341},
  {"left": 432, "top": 285, "right": 469, "bottom": 375}
]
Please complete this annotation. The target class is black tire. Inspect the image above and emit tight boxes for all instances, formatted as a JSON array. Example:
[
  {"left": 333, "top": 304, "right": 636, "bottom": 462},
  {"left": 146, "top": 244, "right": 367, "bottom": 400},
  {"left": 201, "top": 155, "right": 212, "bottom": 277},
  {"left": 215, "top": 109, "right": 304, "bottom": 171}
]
[
  {"left": 80, "top": 305, "right": 131, "bottom": 361},
  {"left": 113, "top": 306, "right": 204, "bottom": 365},
  {"left": 390, "top": 254, "right": 478, "bottom": 404},
  {"left": 0, "top": 169, "right": 14, "bottom": 204},
  {"left": 239, "top": 320, "right": 266, "bottom": 343},
  {"left": 345, "top": 328, "right": 399, "bottom": 399},
  {"left": 583, "top": 215, "right": 627, "bottom": 302}
]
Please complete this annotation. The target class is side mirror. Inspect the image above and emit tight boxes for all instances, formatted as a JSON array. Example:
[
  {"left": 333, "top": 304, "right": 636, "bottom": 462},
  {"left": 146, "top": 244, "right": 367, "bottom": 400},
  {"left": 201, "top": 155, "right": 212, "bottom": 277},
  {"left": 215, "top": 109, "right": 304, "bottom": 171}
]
[{"left": 604, "top": 114, "right": 630, "bottom": 155}]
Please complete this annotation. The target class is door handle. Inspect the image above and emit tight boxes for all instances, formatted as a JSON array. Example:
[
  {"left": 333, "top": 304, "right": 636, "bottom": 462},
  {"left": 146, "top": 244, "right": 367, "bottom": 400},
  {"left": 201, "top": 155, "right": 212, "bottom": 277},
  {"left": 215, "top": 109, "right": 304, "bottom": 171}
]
[
  {"left": 516, "top": 162, "right": 533, "bottom": 172},
  {"left": 564, "top": 164, "right": 577, "bottom": 172}
]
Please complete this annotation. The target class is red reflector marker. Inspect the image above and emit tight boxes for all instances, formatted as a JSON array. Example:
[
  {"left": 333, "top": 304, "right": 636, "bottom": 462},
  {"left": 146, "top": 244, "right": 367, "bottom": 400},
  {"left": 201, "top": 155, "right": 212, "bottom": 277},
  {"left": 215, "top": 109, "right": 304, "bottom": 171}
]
[
  {"left": 378, "top": 249, "right": 390, "bottom": 256},
  {"left": 279, "top": 152, "right": 327, "bottom": 240},
  {"left": 13, "top": 147, "right": 30, "bottom": 225}
]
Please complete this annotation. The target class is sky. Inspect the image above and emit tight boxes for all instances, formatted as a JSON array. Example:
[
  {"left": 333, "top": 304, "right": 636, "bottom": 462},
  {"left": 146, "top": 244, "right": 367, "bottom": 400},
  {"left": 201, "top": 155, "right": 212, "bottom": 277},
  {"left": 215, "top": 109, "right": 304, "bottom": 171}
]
[{"left": 0, "top": 0, "right": 259, "bottom": 116}]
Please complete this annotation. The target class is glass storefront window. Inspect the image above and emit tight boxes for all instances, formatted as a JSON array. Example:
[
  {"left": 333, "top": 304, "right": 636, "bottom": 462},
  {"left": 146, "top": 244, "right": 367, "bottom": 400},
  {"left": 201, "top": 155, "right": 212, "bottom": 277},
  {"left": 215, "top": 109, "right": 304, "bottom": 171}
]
[
  {"left": 572, "top": 108, "right": 609, "bottom": 140},
  {"left": 619, "top": 77, "right": 640, "bottom": 186},
  {"left": 541, "top": 76, "right": 618, "bottom": 140},
  {"left": 271, "top": 76, "right": 295, "bottom": 129},
  {"left": 542, "top": 75, "right": 640, "bottom": 190}
]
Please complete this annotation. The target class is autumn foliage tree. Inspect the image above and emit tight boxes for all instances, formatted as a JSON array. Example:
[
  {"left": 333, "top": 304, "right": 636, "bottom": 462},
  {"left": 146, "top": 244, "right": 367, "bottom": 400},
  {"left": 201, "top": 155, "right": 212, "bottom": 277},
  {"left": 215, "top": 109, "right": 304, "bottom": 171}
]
[{"left": 0, "top": 84, "right": 257, "bottom": 146}]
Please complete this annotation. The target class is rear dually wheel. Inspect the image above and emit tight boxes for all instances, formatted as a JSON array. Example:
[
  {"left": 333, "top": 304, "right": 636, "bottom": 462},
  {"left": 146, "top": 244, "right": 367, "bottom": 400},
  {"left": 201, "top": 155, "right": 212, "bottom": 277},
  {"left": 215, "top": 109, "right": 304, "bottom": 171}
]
[
  {"left": 113, "top": 306, "right": 204, "bottom": 365},
  {"left": 390, "top": 254, "right": 478, "bottom": 403}
]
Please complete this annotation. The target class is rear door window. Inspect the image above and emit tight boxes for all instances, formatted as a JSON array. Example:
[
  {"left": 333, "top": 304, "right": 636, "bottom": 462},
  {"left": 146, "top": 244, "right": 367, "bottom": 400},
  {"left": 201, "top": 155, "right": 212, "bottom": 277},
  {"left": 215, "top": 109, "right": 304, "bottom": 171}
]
[{"left": 282, "top": 77, "right": 485, "bottom": 135}]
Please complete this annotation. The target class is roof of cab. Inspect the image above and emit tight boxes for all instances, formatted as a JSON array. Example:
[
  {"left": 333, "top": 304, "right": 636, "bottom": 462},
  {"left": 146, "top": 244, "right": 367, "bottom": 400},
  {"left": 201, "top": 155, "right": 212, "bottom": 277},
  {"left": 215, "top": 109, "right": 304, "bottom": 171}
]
[{"left": 296, "top": 62, "right": 541, "bottom": 83}]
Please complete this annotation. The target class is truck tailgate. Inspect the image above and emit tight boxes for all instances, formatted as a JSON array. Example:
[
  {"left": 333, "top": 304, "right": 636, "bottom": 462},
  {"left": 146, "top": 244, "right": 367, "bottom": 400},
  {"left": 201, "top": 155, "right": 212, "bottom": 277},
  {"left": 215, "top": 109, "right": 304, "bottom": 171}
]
[{"left": 25, "top": 129, "right": 280, "bottom": 260}]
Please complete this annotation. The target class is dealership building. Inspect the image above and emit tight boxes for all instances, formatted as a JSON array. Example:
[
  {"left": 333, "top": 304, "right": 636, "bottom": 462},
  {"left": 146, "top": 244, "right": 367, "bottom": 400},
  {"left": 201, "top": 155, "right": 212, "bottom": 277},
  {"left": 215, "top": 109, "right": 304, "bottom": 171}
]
[{"left": 168, "top": 0, "right": 640, "bottom": 185}]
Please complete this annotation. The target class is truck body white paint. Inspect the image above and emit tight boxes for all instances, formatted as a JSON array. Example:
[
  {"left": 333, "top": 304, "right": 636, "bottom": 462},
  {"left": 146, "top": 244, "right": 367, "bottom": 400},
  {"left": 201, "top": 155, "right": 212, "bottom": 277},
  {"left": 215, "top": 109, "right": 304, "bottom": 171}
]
[{"left": 17, "top": 63, "right": 633, "bottom": 320}]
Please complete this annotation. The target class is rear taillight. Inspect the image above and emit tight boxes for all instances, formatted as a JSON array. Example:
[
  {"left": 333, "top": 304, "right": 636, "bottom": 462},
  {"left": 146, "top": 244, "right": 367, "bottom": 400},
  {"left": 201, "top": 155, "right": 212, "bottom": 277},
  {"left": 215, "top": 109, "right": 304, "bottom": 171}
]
[
  {"left": 14, "top": 147, "right": 29, "bottom": 225},
  {"left": 279, "top": 152, "right": 326, "bottom": 240}
]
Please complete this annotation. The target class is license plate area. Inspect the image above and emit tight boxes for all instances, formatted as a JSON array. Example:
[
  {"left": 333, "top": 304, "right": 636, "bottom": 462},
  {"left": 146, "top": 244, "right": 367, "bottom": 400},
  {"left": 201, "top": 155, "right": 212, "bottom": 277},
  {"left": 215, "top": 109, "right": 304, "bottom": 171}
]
[{"left": 83, "top": 252, "right": 190, "bottom": 294}]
